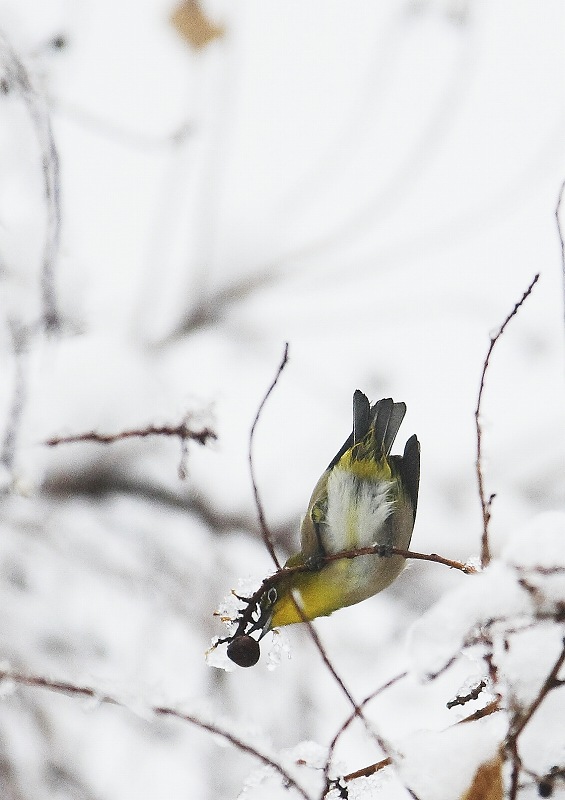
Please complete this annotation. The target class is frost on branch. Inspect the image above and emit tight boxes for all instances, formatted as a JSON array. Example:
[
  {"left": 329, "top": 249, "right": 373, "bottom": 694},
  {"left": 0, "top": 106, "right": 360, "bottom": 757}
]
[
  {"left": 207, "top": 576, "right": 291, "bottom": 672},
  {"left": 238, "top": 741, "right": 330, "bottom": 800},
  {"left": 405, "top": 511, "right": 565, "bottom": 799}
]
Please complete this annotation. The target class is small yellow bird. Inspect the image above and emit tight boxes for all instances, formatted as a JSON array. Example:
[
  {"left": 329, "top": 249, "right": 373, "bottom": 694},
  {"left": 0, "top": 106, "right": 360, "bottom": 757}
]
[{"left": 226, "top": 390, "right": 420, "bottom": 667}]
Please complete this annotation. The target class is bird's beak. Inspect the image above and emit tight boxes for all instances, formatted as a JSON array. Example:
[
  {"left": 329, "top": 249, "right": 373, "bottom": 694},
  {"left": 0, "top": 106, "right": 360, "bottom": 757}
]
[{"left": 245, "top": 604, "right": 274, "bottom": 640}]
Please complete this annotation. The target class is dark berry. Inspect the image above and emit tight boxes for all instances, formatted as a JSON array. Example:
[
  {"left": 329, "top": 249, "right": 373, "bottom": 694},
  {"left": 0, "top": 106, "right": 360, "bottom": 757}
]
[{"left": 226, "top": 635, "right": 260, "bottom": 668}]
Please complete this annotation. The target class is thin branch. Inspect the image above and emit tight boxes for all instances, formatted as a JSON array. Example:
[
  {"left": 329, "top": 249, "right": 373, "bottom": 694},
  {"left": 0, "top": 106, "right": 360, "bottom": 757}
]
[
  {"left": 509, "top": 639, "right": 565, "bottom": 740},
  {"left": 291, "top": 595, "right": 365, "bottom": 725},
  {"left": 340, "top": 758, "right": 391, "bottom": 785},
  {"left": 51, "top": 97, "right": 193, "bottom": 150},
  {"left": 45, "top": 423, "right": 216, "bottom": 448},
  {"left": 446, "top": 679, "right": 487, "bottom": 709},
  {"left": 0, "top": 668, "right": 311, "bottom": 800},
  {"left": 248, "top": 343, "right": 289, "bottom": 570},
  {"left": 506, "top": 639, "right": 565, "bottom": 800},
  {"left": 321, "top": 672, "right": 407, "bottom": 799},
  {"left": 556, "top": 179, "right": 565, "bottom": 334},
  {"left": 475, "top": 273, "right": 540, "bottom": 567},
  {"left": 0, "top": 31, "right": 61, "bottom": 330},
  {"left": 459, "top": 698, "right": 501, "bottom": 724},
  {"left": 45, "top": 421, "right": 217, "bottom": 481},
  {"left": 323, "top": 546, "right": 477, "bottom": 575}
]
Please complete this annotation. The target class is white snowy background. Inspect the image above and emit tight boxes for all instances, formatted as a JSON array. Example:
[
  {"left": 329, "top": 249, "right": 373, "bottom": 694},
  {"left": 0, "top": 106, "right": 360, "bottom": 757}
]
[{"left": 0, "top": 1, "right": 564, "bottom": 798}]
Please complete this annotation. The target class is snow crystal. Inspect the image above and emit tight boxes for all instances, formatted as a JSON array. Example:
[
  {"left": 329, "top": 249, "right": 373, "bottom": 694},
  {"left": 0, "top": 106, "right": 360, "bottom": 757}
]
[
  {"left": 239, "top": 741, "right": 328, "bottom": 799},
  {"left": 205, "top": 640, "right": 236, "bottom": 673},
  {"left": 265, "top": 629, "right": 291, "bottom": 671}
]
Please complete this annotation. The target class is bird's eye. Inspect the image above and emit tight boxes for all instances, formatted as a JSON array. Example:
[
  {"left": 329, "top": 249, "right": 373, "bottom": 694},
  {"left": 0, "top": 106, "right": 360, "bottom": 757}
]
[{"left": 267, "top": 587, "right": 277, "bottom": 605}]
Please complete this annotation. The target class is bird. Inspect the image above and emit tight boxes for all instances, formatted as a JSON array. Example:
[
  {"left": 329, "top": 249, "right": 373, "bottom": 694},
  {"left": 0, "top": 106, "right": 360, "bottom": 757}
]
[{"left": 226, "top": 390, "right": 420, "bottom": 667}]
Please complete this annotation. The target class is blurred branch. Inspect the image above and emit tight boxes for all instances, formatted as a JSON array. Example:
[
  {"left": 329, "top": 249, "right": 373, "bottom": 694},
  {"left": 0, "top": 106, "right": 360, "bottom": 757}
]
[
  {"left": 0, "top": 30, "right": 61, "bottom": 330},
  {"left": 45, "top": 419, "right": 217, "bottom": 480},
  {"left": 51, "top": 97, "right": 193, "bottom": 151},
  {"left": 475, "top": 273, "right": 540, "bottom": 567},
  {"left": 556, "top": 179, "right": 565, "bottom": 338},
  {"left": 0, "top": 668, "right": 311, "bottom": 800},
  {"left": 0, "top": 322, "right": 28, "bottom": 480},
  {"left": 171, "top": 273, "right": 276, "bottom": 340},
  {"left": 248, "top": 343, "right": 289, "bottom": 570},
  {"left": 273, "top": 12, "right": 475, "bottom": 272}
]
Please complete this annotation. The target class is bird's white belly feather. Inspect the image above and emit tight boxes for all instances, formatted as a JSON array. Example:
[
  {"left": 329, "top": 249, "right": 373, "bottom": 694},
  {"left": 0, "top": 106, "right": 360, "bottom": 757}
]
[{"left": 324, "top": 468, "right": 393, "bottom": 554}]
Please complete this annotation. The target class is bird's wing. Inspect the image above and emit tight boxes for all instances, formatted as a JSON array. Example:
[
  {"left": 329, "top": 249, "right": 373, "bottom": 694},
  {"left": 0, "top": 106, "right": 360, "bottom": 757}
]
[
  {"left": 371, "top": 398, "right": 406, "bottom": 457},
  {"left": 298, "top": 469, "right": 330, "bottom": 562},
  {"left": 396, "top": 433, "right": 420, "bottom": 515}
]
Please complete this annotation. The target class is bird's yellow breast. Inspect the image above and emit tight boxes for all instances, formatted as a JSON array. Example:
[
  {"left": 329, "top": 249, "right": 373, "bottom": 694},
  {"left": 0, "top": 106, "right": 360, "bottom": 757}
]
[
  {"left": 269, "top": 561, "right": 351, "bottom": 626},
  {"left": 270, "top": 553, "right": 406, "bottom": 627}
]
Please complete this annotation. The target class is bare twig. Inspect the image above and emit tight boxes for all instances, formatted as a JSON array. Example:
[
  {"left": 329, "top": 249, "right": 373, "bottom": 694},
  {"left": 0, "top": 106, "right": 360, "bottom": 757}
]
[
  {"left": 459, "top": 698, "right": 501, "bottom": 724},
  {"left": 506, "top": 639, "right": 565, "bottom": 800},
  {"left": 45, "top": 423, "right": 216, "bottom": 448},
  {"left": 0, "top": 31, "right": 61, "bottom": 330},
  {"left": 324, "top": 546, "right": 477, "bottom": 575},
  {"left": 446, "top": 679, "right": 487, "bottom": 709},
  {"left": 340, "top": 758, "right": 392, "bottom": 785},
  {"left": 248, "top": 343, "right": 289, "bottom": 570},
  {"left": 45, "top": 421, "right": 217, "bottom": 480},
  {"left": 0, "top": 667, "right": 311, "bottom": 800},
  {"left": 475, "top": 273, "right": 540, "bottom": 567},
  {"left": 51, "top": 97, "right": 193, "bottom": 150},
  {"left": 509, "top": 639, "right": 565, "bottom": 740}
]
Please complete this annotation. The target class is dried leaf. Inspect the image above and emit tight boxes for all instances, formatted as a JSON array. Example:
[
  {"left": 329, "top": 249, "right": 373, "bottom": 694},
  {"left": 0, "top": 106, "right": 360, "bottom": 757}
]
[
  {"left": 462, "top": 755, "right": 504, "bottom": 800},
  {"left": 171, "top": 1, "right": 224, "bottom": 49}
]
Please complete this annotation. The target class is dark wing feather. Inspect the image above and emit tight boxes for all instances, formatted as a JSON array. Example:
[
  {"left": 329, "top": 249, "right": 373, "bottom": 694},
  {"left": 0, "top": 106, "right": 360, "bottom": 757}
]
[
  {"left": 325, "top": 389, "right": 368, "bottom": 471},
  {"left": 398, "top": 433, "right": 420, "bottom": 516},
  {"left": 352, "top": 389, "right": 370, "bottom": 446},
  {"left": 371, "top": 398, "right": 406, "bottom": 457}
]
